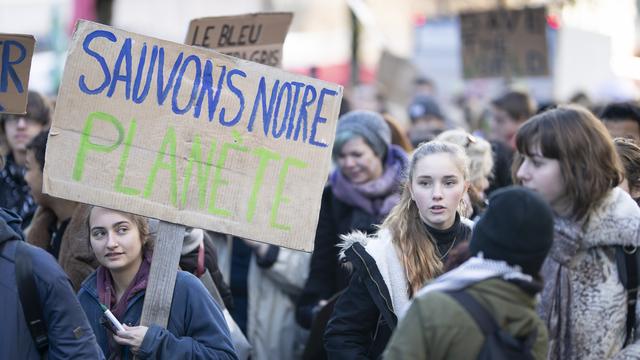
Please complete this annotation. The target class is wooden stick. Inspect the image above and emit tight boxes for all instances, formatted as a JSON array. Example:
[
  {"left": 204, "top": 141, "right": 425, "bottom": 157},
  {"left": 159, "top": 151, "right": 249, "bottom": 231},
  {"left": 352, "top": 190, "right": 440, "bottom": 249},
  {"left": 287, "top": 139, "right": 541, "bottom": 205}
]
[{"left": 139, "top": 221, "right": 184, "bottom": 328}]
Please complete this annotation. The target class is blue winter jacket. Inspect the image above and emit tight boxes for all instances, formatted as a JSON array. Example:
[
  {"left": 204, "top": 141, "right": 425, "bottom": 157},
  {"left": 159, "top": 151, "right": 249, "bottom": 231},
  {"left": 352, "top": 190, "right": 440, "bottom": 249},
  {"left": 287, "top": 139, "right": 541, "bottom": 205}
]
[
  {"left": 0, "top": 208, "right": 104, "bottom": 359},
  {"left": 78, "top": 268, "right": 238, "bottom": 359}
]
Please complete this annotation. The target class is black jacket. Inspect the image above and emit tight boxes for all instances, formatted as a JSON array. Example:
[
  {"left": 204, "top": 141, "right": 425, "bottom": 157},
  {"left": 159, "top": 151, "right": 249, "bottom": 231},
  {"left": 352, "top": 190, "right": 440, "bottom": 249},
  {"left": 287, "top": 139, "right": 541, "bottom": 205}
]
[
  {"left": 296, "top": 186, "right": 382, "bottom": 329},
  {"left": 486, "top": 140, "right": 514, "bottom": 196},
  {"left": 324, "top": 240, "right": 396, "bottom": 360}
]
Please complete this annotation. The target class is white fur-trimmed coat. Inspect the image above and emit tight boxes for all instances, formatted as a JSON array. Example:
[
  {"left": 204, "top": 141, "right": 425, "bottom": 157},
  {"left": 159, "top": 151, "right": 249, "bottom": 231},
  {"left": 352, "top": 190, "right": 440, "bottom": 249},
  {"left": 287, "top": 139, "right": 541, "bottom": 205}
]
[
  {"left": 326, "top": 219, "right": 473, "bottom": 358},
  {"left": 539, "top": 188, "right": 640, "bottom": 359},
  {"left": 337, "top": 217, "right": 475, "bottom": 318},
  {"left": 338, "top": 228, "right": 410, "bottom": 316}
]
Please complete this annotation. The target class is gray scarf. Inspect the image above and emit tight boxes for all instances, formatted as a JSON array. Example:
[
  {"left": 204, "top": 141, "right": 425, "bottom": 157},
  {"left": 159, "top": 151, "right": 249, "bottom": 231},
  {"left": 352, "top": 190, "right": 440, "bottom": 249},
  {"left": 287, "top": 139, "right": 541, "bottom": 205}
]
[{"left": 538, "top": 188, "right": 640, "bottom": 360}]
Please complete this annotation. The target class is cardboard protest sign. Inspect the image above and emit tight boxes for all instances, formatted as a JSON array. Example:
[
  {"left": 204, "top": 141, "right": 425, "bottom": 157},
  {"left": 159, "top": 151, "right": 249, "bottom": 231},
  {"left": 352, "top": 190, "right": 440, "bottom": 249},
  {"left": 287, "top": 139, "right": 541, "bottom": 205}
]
[
  {"left": 185, "top": 12, "right": 293, "bottom": 67},
  {"left": 376, "top": 50, "right": 417, "bottom": 105},
  {"left": 0, "top": 34, "right": 35, "bottom": 114},
  {"left": 460, "top": 7, "right": 548, "bottom": 79},
  {"left": 44, "top": 20, "right": 343, "bottom": 251}
]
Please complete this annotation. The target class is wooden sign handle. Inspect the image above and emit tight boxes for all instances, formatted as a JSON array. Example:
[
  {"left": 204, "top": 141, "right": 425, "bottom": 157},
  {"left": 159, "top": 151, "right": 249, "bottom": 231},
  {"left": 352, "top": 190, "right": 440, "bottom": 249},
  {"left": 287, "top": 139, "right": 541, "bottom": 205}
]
[{"left": 139, "top": 221, "right": 185, "bottom": 328}]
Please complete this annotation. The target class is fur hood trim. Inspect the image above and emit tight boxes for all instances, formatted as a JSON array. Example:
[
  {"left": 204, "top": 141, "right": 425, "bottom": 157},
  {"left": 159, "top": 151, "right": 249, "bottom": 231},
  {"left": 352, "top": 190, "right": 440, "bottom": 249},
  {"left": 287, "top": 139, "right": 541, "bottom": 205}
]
[
  {"left": 338, "top": 217, "right": 474, "bottom": 262},
  {"left": 338, "top": 230, "right": 378, "bottom": 262}
]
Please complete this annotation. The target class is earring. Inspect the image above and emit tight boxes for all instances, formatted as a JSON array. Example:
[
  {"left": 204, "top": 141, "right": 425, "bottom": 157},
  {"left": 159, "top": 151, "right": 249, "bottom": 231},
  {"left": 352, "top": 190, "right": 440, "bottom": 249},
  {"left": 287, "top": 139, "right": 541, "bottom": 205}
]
[{"left": 458, "top": 197, "right": 471, "bottom": 218}]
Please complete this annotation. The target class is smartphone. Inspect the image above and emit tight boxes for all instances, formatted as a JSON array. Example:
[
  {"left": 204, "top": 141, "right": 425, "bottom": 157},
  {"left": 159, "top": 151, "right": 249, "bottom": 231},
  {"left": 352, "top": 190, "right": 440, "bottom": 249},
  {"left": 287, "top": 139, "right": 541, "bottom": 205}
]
[{"left": 100, "top": 314, "right": 118, "bottom": 335}]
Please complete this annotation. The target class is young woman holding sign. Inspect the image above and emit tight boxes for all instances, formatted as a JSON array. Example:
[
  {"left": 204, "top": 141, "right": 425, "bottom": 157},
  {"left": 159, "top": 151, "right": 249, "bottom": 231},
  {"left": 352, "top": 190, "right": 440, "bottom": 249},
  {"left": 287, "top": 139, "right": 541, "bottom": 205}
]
[
  {"left": 323, "top": 141, "right": 473, "bottom": 359},
  {"left": 514, "top": 106, "right": 640, "bottom": 359},
  {"left": 77, "top": 207, "right": 237, "bottom": 359}
]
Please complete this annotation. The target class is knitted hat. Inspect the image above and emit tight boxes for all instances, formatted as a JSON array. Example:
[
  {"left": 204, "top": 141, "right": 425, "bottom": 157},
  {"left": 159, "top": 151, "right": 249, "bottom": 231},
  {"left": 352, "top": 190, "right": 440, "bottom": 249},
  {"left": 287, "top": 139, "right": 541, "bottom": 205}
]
[
  {"left": 469, "top": 186, "right": 554, "bottom": 277},
  {"left": 334, "top": 110, "right": 391, "bottom": 160},
  {"left": 408, "top": 95, "right": 444, "bottom": 123},
  {"left": 181, "top": 228, "right": 204, "bottom": 255}
]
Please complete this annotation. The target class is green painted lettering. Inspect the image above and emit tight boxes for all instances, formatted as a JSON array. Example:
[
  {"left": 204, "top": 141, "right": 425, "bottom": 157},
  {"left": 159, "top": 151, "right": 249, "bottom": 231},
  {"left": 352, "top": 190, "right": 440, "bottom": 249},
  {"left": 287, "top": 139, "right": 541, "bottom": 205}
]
[
  {"left": 114, "top": 119, "right": 141, "bottom": 195},
  {"left": 73, "top": 112, "right": 124, "bottom": 181},
  {"left": 181, "top": 135, "right": 218, "bottom": 209},
  {"left": 270, "top": 157, "right": 307, "bottom": 231},
  {"left": 143, "top": 127, "right": 178, "bottom": 206},
  {"left": 246, "top": 147, "right": 280, "bottom": 222},
  {"left": 208, "top": 131, "right": 248, "bottom": 217}
]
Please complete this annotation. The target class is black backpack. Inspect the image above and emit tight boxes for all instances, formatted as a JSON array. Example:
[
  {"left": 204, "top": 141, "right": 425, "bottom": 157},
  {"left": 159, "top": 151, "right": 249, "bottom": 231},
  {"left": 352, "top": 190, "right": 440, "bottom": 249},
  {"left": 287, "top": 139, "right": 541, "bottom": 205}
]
[
  {"left": 616, "top": 245, "right": 640, "bottom": 346},
  {"left": 446, "top": 289, "right": 536, "bottom": 360},
  {"left": 13, "top": 240, "right": 49, "bottom": 356}
]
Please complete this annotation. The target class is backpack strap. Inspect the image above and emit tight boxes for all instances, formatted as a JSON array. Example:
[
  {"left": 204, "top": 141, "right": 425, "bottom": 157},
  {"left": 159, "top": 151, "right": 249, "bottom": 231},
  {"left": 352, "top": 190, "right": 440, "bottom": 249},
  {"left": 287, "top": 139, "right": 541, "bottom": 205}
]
[
  {"left": 447, "top": 288, "right": 537, "bottom": 358},
  {"left": 15, "top": 241, "right": 49, "bottom": 355},
  {"left": 199, "top": 268, "right": 226, "bottom": 310},
  {"left": 616, "top": 245, "right": 639, "bottom": 346},
  {"left": 447, "top": 289, "right": 499, "bottom": 335}
]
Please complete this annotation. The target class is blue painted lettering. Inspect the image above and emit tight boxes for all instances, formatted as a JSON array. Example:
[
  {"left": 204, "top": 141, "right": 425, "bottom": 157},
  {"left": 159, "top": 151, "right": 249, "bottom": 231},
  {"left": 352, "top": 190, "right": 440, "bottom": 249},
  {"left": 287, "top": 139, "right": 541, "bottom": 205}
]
[
  {"left": 78, "top": 30, "right": 116, "bottom": 95},
  {"left": 309, "top": 88, "right": 338, "bottom": 148},
  {"left": 172, "top": 55, "right": 202, "bottom": 114},
  {"left": 219, "top": 68, "right": 247, "bottom": 127}
]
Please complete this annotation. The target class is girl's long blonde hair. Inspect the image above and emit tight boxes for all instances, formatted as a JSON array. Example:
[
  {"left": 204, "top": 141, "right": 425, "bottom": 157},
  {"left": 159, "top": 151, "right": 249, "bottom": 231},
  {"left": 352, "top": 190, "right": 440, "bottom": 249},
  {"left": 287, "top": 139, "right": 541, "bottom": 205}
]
[{"left": 382, "top": 141, "right": 469, "bottom": 297}]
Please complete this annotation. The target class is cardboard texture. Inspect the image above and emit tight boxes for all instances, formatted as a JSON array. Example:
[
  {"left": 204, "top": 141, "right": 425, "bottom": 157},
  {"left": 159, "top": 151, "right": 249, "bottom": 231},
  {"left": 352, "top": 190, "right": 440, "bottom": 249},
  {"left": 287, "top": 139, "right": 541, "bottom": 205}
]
[
  {"left": 0, "top": 33, "right": 35, "bottom": 114},
  {"left": 376, "top": 50, "right": 418, "bottom": 106},
  {"left": 460, "top": 7, "right": 549, "bottom": 79},
  {"left": 44, "top": 20, "right": 342, "bottom": 251},
  {"left": 185, "top": 12, "right": 293, "bottom": 67}
]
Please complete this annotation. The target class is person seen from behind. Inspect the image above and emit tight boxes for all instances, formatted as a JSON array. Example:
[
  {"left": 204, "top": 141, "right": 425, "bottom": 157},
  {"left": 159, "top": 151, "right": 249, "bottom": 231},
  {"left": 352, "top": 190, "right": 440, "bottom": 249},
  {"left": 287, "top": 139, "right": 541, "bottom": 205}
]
[
  {"left": 385, "top": 186, "right": 553, "bottom": 359},
  {"left": 0, "top": 153, "right": 104, "bottom": 359}
]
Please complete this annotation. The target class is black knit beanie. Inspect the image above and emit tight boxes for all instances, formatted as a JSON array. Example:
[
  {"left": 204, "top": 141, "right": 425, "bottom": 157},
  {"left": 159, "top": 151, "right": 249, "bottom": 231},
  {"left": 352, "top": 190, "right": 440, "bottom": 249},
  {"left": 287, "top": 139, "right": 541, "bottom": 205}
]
[{"left": 469, "top": 186, "right": 554, "bottom": 277}]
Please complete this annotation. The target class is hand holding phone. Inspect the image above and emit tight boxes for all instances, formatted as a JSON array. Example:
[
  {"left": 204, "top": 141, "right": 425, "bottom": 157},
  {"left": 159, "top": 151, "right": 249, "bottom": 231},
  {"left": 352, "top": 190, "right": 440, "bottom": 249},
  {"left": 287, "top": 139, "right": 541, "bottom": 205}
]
[{"left": 99, "top": 304, "right": 125, "bottom": 333}]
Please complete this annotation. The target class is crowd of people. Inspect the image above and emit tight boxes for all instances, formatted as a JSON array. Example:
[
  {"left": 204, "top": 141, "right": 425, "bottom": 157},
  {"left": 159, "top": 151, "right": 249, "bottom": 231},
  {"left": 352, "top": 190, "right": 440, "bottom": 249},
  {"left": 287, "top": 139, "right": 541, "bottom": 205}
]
[{"left": 2, "top": 84, "right": 640, "bottom": 359}]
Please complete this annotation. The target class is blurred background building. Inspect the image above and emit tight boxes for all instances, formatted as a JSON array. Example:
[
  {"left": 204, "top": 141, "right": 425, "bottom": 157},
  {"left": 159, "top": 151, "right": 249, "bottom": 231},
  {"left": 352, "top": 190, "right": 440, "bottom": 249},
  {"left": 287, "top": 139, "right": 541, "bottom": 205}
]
[{"left": 2, "top": 0, "right": 640, "bottom": 126}]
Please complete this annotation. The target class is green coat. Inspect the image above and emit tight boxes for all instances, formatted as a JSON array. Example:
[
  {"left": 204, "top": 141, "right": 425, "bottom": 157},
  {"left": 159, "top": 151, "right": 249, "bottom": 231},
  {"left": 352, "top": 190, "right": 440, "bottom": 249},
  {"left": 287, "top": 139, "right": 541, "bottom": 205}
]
[{"left": 384, "top": 278, "right": 548, "bottom": 360}]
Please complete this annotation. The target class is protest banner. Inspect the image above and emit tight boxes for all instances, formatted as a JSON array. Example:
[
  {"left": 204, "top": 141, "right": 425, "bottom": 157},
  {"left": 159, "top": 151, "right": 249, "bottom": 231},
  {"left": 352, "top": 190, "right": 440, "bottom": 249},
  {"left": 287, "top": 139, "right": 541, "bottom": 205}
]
[
  {"left": 460, "top": 7, "right": 549, "bottom": 79},
  {"left": 44, "top": 20, "right": 343, "bottom": 251},
  {"left": 0, "top": 33, "right": 35, "bottom": 114},
  {"left": 185, "top": 12, "right": 293, "bottom": 67},
  {"left": 376, "top": 50, "right": 417, "bottom": 106}
]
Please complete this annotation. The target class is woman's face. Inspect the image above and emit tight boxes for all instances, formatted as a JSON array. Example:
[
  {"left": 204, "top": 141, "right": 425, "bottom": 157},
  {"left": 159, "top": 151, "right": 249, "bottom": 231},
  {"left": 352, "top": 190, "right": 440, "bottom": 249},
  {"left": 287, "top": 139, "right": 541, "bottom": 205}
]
[
  {"left": 516, "top": 146, "right": 568, "bottom": 215},
  {"left": 411, "top": 153, "right": 468, "bottom": 230},
  {"left": 89, "top": 207, "right": 144, "bottom": 273},
  {"left": 336, "top": 137, "right": 383, "bottom": 184},
  {"left": 3, "top": 115, "right": 44, "bottom": 154}
]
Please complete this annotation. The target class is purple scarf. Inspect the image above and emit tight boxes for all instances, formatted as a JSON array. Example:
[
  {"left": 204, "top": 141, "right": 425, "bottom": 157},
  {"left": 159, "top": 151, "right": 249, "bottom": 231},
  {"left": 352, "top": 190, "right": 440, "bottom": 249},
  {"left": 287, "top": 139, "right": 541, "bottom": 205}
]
[
  {"left": 97, "top": 250, "right": 152, "bottom": 319},
  {"left": 97, "top": 250, "right": 152, "bottom": 359},
  {"left": 330, "top": 145, "right": 407, "bottom": 217}
]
